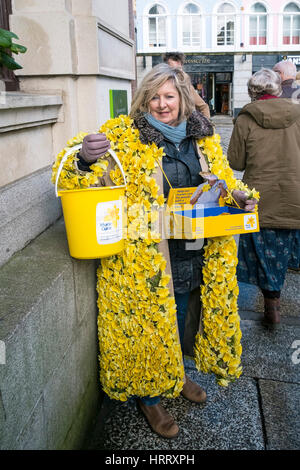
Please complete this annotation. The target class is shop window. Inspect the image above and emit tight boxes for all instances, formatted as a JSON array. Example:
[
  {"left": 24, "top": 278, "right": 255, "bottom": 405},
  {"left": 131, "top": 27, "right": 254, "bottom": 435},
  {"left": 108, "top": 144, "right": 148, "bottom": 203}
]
[
  {"left": 283, "top": 2, "right": 300, "bottom": 45},
  {"left": 215, "top": 72, "right": 232, "bottom": 82},
  {"left": 148, "top": 4, "right": 167, "bottom": 47},
  {"left": 249, "top": 3, "right": 267, "bottom": 45},
  {"left": 217, "top": 3, "right": 235, "bottom": 46},
  {"left": 181, "top": 3, "right": 201, "bottom": 47}
]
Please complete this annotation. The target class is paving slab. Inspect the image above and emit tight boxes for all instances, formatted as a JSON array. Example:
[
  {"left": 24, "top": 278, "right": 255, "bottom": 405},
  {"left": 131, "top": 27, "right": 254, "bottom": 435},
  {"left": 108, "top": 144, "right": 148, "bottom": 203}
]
[
  {"left": 259, "top": 379, "right": 300, "bottom": 450},
  {"left": 240, "top": 320, "right": 300, "bottom": 384},
  {"left": 214, "top": 120, "right": 233, "bottom": 155},
  {"left": 238, "top": 271, "right": 300, "bottom": 319},
  {"left": 87, "top": 371, "right": 264, "bottom": 451}
]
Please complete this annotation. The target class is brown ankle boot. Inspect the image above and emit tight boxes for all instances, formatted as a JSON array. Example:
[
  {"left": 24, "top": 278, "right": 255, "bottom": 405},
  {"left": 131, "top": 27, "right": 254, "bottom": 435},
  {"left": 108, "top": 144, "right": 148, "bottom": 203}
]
[
  {"left": 263, "top": 298, "right": 280, "bottom": 324},
  {"left": 138, "top": 401, "right": 179, "bottom": 439},
  {"left": 181, "top": 376, "right": 207, "bottom": 403}
]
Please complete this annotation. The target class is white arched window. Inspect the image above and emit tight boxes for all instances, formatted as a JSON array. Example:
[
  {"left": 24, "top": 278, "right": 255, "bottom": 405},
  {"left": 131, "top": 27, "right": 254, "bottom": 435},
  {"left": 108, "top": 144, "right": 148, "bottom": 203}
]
[
  {"left": 217, "top": 3, "right": 235, "bottom": 46},
  {"left": 283, "top": 2, "right": 300, "bottom": 44},
  {"left": 181, "top": 3, "right": 201, "bottom": 47},
  {"left": 249, "top": 3, "right": 267, "bottom": 45},
  {"left": 148, "top": 4, "right": 167, "bottom": 47}
]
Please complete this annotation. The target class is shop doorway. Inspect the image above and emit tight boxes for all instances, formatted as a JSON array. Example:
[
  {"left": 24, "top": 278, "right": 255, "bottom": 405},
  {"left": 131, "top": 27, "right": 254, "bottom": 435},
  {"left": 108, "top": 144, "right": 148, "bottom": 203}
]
[
  {"left": 215, "top": 84, "right": 229, "bottom": 114},
  {"left": 187, "top": 71, "right": 232, "bottom": 116},
  {"left": 214, "top": 73, "right": 232, "bottom": 115},
  {"left": 189, "top": 72, "right": 209, "bottom": 103},
  {"left": 188, "top": 72, "right": 213, "bottom": 114}
]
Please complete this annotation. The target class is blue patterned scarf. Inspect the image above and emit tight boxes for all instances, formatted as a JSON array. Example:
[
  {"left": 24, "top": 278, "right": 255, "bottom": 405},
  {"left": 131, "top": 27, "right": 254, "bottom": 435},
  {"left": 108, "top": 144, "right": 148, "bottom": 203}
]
[{"left": 144, "top": 113, "right": 187, "bottom": 146}]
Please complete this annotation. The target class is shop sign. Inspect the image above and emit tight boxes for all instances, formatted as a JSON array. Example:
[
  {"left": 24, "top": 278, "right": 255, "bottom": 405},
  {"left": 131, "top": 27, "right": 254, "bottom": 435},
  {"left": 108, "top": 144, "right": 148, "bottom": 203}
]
[
  {"left": 109, "top": 90, "right": 128, "bottom": 118},
  {"left": 252, "top": 54, "right": 279, "bottom": 71},
  {"left": 184, "top": 55, "right": 234, "bottom": 72},
  {"left": 281, "top": 55, "right": 300, "bottom": 66}
]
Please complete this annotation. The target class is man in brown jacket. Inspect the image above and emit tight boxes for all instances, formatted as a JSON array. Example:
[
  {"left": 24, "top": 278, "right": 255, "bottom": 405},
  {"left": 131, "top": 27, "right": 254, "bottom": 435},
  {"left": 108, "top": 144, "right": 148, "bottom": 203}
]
[{"left": 163, "top": 52, "right": 210, "bottom": 119}]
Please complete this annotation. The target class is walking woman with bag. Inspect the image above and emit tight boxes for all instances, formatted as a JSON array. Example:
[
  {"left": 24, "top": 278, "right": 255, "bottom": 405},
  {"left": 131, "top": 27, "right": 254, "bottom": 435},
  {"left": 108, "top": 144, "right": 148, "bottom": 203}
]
[{"left": 228, "top": 68, "right": 300, "bottom": 325}]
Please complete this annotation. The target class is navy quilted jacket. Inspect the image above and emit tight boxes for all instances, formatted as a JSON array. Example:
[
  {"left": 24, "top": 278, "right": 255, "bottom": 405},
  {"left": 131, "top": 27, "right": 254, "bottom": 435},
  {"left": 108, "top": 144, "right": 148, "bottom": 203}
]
[{"left": 135, "top": 112, "right": 214, "bottom": 293}]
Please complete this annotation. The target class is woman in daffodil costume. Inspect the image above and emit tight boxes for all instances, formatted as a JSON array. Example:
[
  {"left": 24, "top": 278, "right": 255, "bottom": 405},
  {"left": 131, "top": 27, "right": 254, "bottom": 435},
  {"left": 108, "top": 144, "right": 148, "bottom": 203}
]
[{"left": 52, "top": 64, "right": 257, "bottom": 439}]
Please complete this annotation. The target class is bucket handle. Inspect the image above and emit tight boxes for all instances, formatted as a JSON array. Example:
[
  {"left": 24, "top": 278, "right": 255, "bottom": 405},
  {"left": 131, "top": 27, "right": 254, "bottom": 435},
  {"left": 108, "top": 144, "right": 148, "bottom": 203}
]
[{"left": 55, "top": 144, "right": 127, "bottom": 197}]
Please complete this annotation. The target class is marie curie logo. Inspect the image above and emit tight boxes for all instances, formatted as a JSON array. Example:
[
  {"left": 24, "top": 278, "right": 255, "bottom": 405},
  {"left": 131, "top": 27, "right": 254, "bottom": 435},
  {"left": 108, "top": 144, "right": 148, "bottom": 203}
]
[
  {"left": 244, "top": 214, "right": 257, "bottom": 231},
  {"left": 0, "top": 340, "right": 5, "bottom": 365},
  {"left": 96, "top": 200, "right": 122, "bottom": 244}
]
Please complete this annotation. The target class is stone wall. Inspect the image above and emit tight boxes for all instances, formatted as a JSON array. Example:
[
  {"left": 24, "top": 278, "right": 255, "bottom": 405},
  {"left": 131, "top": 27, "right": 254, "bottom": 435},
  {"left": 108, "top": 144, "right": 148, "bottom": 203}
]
[
  {"left": 11, "top": 0, "right": 135, "bottom": 153},
  {"left": 0, "top": 92, "right": 63, "bottom": 265},
  {"left": 0, "top": 219, "right": 100, "bottom": 450},
  {"left": 0, "top": 0, "right": 135, "bottom": 450},
  {"left": 0, "top": 166, "right": 62, "bottom": 268},
  {"left": 0, "top": 92, "right": 63, "bottom": 187},
  {"left": 136, "top": 55, "right": 152, "bottom": 87}
]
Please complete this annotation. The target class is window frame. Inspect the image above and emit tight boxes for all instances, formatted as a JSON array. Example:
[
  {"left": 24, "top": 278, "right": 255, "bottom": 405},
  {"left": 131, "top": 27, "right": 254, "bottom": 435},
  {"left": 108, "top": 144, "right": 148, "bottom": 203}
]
[
  {"left": 143, "top": 2, "right": 170, "bottom": 52},
  {"left": 281, "top": 1, "right": 300, "bottom": 47},
  {"left": 246, "top": 2, "right": 270, "bottom": 49},
  {"left": 178, "top": 1, "right": 203, "bottom": 50},
  {"left": 213, "top": 1, "right": 238, "bottom": 50}
]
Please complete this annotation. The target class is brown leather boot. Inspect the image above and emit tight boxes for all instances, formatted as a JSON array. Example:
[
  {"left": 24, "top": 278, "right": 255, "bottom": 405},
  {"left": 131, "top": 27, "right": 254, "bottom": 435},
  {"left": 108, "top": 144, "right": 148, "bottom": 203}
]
[
  {"left": 181, "top": 376, "right": 207, "bottom": 403},
  {"left": 138, "top": 401, "right": 179, "bottom": 439},
  {"left": 263, "top": 297, "right": 280, "bottom": 325}
]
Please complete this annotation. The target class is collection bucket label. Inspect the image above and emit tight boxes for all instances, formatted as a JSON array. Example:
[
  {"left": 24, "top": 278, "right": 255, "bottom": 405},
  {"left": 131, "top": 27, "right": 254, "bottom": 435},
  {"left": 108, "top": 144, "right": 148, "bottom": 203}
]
[{"left": 96, "top": 200, "right": 123, "bottom": 245}]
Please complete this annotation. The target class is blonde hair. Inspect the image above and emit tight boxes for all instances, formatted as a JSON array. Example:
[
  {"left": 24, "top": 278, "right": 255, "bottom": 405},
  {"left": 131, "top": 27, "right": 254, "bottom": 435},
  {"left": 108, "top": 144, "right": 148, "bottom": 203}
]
[
  {"left": 130, "top": 63, "right": 195, "bottom": 122},
  {"left": 248, "top": 68, "right": 282, "bottom": 101}
]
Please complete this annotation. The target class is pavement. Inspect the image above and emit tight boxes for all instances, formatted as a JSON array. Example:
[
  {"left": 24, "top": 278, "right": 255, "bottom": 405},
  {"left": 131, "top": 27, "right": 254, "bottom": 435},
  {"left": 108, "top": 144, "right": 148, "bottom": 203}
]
[{"left": 83, "top": 116, "right": 300, "bottom": 452}]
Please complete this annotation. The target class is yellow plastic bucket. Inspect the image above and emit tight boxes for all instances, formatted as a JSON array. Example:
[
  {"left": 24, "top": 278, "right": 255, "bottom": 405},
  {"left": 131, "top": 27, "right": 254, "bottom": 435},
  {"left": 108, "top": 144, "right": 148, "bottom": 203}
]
[{"left": 55, "top": 146, "right": 126, "bottom": 259}]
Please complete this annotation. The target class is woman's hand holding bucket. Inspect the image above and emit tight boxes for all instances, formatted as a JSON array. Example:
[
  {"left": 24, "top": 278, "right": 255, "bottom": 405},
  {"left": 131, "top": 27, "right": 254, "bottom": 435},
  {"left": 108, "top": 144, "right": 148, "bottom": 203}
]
[{"left": 80, "top": 133, "right": 110, "bottom": 163}]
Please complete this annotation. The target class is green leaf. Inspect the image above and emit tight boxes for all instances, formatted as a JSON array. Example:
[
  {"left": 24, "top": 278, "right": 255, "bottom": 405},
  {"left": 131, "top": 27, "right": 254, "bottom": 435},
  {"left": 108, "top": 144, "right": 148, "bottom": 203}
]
[
  {"left": 0, "top": 51, "right": 22, "bottom": 70},
  {"left": 10, "top": 43, "right": 27, "bottom": 54},
  {"left": 0, "top": 28, "right": 19, "bottom": 40},
  {"left": 149, "top": 271, "right": 161, "bottom": 291},
  {"left": 0, "top": 36, "right": 11, "bottom": 48}
]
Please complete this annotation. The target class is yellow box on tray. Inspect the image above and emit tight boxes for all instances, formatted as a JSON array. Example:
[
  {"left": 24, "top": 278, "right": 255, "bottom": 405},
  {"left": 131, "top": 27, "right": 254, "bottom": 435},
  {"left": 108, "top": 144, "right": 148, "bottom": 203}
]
[{"left": 165, "top": 187, "right": 260, "bottom": 239}]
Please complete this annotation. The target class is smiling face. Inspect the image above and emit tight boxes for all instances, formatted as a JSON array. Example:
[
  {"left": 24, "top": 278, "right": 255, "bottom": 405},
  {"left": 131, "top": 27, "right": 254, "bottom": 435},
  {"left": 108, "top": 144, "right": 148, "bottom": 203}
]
[{"left": 148, "top": 80, "right": 181, "bottom": 126}]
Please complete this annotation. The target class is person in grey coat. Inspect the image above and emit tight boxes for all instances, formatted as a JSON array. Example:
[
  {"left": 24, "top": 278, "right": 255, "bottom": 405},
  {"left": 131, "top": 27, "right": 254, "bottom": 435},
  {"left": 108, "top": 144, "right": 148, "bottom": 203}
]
[{"left": 273, "top": 59, "right": 300, "bottom": 99}]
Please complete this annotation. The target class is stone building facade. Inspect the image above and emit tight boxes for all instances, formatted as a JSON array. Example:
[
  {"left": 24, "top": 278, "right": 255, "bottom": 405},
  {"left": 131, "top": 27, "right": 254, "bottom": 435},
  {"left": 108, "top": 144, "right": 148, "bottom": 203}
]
[
  {"left": 135, "top": 0, "right": 300, "bottom": 116},
  {"left": 0, "top": 0, "right": 135, "bottom": 450}
]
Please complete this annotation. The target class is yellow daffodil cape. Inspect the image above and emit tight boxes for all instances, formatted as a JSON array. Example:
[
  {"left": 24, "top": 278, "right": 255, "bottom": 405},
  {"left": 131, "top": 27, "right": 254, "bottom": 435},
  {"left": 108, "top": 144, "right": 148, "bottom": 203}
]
[{"left": 51, "top": 115, "right": 259, "bottom": 399}]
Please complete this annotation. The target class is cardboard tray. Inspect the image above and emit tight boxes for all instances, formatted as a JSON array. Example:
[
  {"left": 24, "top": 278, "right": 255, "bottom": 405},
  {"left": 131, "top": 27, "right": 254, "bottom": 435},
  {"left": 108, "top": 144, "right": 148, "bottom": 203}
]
[{"left": 165, "top": 187, "right": 259, "bottom": 239}]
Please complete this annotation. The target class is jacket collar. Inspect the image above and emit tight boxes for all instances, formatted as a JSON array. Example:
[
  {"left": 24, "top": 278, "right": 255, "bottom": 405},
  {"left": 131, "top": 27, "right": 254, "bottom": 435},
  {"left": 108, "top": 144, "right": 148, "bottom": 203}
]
[
  {"left": 282, "top": 79, "right": 295, "bottom": 86},
  {"left": 134, "top": 111, "right": 214, "bottom": 146}
]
